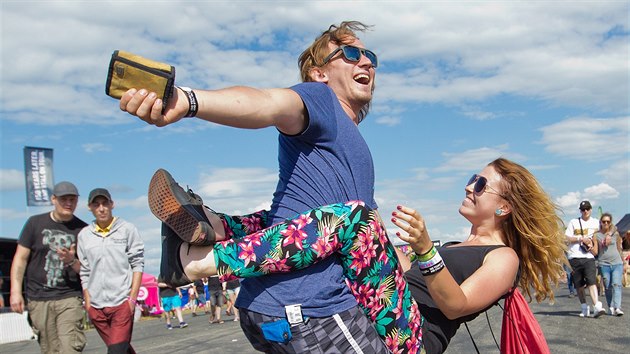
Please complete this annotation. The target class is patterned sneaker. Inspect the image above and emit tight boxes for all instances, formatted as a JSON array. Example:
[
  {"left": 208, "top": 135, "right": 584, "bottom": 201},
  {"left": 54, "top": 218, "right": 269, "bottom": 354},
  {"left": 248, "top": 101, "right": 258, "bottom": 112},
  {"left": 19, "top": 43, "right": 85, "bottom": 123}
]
[
  {"left": 593, "top": 301, "right": 606, "bottom": 318},
  {"left": 148, "top": 169, "right": 217, "bottom": 246},
  {"left": 614, "top": 308, "right": 624, "bottom": 316},
  {"left": 157, "top": 223, "right": 192, "bottom": 288},
  {"left": 579, "top": 304, "right": 590, "bottom": 318},
  {"left": 166, "top": 324, "right": 173, "bottom": 330},
  {"left": 179, "top": 322, "right": 188, "bottom": 328}
]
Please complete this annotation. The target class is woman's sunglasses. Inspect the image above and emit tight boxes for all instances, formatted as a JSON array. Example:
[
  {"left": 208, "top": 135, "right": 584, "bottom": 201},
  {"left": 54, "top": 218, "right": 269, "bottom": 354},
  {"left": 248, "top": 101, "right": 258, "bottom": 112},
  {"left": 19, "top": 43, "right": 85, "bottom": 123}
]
[
  {"left": 467, "top": 174, "right": 506, "bottom": 198},
  {"left": 322, "top": 45, "right": 378, "bottom": 68}
]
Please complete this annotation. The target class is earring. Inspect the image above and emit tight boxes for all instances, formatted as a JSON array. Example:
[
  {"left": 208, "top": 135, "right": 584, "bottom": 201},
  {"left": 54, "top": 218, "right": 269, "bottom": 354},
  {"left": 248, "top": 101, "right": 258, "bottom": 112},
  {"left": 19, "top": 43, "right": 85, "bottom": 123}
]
[{"left": 495, "top": 209, "right": 503, "bottom": 216}]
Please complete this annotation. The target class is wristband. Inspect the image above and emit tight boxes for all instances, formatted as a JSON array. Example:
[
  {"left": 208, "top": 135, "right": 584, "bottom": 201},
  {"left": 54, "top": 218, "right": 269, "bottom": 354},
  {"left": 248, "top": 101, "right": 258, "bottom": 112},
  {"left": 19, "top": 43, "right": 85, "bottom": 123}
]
[
  {"left": 418, "top": 248, "right": 445, "bottom": 276},
  {"left": 417, "top": 246, "right": 437, "bottom": 262},
  {"left": 178, "top": 86, "right": 198, "bottom": 117},
  {"left": 65, "top": 258, "right": 77, "bottom": 267},
  {"left": 127, "top": 296, "right": 137, "bottom": 305}
]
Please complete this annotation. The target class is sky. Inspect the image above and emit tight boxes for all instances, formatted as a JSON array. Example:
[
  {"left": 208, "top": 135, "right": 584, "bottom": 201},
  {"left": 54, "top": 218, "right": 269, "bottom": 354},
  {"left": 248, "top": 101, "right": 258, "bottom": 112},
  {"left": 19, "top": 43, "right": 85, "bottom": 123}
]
[{"left": 1, "top": 1, "right": 628, "bottom": 277}]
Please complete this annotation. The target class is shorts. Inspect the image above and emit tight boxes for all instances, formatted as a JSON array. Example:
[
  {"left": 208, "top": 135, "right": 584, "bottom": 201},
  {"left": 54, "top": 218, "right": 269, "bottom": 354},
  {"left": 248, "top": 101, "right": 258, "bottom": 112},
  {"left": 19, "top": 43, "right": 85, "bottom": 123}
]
[
  {"left": 239, "top": 306, "right": 388, "bottom": 353},
  {"left": 570, "top": 257, "right": 598, "bottom": 287},
  {"left": 161, "top": 295, "right": 181, "bottom": 312},
  {"left": 209, "top": 290, "right": 225, "bottom": 307}
]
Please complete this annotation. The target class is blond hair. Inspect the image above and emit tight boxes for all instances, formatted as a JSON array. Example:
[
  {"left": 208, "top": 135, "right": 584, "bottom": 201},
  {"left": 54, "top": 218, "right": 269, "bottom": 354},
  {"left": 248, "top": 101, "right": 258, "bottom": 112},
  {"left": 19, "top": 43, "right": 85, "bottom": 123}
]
[
  {"left": 491, "top": 158, "right": 567, "bottom": 302},
  {"left": 297, "top": 21, "right": 373, "bottom": 123}
]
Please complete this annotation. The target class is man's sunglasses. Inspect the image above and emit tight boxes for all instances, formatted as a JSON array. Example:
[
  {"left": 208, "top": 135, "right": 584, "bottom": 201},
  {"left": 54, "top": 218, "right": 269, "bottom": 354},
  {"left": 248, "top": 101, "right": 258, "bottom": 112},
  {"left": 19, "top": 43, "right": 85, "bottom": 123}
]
[
  {"left": 322, "top": 45, "right": 378, "bottom": 68},
  {"left": 467, "top": 174, "right": 506, "bottom": 198}
]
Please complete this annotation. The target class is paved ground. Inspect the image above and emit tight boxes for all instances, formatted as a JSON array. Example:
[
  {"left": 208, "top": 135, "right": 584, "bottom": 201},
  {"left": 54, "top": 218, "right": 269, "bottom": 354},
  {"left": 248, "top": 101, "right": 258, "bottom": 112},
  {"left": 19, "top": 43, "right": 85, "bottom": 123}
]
[{"left": 2, "top": 286, "right": 629, "bottom": 353}]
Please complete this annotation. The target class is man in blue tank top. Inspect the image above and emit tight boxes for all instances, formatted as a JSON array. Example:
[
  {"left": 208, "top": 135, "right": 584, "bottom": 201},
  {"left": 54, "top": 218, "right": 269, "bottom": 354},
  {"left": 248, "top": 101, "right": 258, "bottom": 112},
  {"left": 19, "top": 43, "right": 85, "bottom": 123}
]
[{"left": 120, "top": 21, "right": 385, "bottom": 353}]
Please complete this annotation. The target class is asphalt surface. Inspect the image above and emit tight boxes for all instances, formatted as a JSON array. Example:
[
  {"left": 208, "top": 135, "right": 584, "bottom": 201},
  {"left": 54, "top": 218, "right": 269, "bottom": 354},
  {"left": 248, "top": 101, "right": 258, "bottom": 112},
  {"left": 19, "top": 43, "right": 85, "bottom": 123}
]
[{"left": 2, "top": 286, "right": 629, "bottom": 353}]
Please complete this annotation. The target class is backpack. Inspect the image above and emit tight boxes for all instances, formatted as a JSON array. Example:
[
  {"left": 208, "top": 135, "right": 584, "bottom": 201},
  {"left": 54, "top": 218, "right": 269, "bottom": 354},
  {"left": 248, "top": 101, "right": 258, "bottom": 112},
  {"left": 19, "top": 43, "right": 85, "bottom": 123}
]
[{"left": 500, "top": 288, "right": 550, "bottom": 354}]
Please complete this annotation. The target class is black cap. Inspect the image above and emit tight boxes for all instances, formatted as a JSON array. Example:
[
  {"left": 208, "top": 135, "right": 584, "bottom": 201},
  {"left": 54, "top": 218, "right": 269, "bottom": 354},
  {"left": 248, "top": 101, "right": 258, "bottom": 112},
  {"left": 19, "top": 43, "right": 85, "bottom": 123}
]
[
  {"left": 579, "top": 200, "right": 592, "bottom": 211},
  {"left": 88, "top": 188, "right": 112, "bottom": 203},
  {"left": 53, "top": 181, "right": 79, "bottom": 196}
]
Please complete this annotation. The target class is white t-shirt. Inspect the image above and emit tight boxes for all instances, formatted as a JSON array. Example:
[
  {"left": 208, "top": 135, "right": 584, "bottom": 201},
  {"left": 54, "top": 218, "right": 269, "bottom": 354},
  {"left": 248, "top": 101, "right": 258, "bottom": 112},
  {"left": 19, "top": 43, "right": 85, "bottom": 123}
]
[{"left": 565, "top": 217, "right": 600, "bottom": 259}]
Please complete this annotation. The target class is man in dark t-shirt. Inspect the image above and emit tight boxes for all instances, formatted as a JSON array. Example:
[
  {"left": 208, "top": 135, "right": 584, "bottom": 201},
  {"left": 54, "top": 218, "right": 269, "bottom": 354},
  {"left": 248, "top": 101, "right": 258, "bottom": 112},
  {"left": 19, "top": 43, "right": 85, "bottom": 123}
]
[{"left": 10, "top": 181, "right": 87, "bottom": 353}]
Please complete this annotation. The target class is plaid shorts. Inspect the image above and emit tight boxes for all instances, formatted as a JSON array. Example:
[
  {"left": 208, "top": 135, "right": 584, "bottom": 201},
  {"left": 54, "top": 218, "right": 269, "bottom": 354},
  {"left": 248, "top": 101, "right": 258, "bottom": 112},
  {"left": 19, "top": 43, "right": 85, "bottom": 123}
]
[{"left": 239, "top": 306, "right": 388, "bottom": 354}]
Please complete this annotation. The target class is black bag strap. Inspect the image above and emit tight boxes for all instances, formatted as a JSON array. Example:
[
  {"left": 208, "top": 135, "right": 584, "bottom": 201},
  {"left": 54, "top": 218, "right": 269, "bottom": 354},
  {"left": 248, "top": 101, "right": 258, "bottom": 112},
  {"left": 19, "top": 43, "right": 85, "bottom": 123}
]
[{"left": 578, "top": 218, "right": 584, "bottom": 236}]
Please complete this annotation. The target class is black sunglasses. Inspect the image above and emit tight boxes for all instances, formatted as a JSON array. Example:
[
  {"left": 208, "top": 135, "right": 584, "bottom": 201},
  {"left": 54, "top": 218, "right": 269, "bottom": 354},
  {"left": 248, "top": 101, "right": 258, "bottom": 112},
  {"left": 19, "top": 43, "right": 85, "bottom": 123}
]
[
  {"left": 467, "top": 174, "right": 506, "bottom": 198},
  {"left": 322, "top": 45, "right": 378, "bottom": 68}
]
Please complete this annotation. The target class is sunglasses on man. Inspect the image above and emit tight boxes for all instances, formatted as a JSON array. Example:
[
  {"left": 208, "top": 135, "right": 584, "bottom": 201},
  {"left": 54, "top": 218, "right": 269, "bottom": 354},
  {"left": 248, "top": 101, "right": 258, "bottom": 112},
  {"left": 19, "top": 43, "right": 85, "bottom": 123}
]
[
  {"left": 322, "top": 45, "right": 378, "bottom": 68},
  {"left": 467, "top": 174, "right": 507, "bottom": 198}
]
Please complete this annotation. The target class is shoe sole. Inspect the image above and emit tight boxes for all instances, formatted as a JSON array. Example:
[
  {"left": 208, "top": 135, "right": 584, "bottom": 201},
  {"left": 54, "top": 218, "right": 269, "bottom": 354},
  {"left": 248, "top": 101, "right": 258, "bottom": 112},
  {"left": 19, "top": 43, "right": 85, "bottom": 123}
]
[{"left": 149, "top": 169, "right": 210, "bottom": 244}]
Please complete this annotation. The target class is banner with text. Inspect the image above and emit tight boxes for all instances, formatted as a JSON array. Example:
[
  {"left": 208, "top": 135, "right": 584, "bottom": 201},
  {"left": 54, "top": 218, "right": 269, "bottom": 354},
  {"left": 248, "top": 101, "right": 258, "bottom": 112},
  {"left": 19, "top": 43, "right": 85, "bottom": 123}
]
[{"left": 23, "top": 146, "right": 54, "bottom": 206}]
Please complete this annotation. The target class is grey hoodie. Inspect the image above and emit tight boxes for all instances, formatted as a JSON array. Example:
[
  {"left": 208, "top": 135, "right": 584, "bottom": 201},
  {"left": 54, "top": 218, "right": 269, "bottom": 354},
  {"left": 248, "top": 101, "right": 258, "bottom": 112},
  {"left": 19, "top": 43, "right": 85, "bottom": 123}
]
[{"left": 77, "top": 217, "right": 144, "bottom": 308}]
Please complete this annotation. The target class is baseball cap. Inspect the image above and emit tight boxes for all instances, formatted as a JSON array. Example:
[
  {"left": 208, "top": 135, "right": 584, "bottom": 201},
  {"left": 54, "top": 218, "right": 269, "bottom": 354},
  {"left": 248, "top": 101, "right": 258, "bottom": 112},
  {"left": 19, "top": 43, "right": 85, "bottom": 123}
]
[
  {"left": 88, "top": 188, "right": 112, "bottom": 204},
  {"left": 579, "top": 200, "right": 592, "bottom": 211},
  {"left": 53, "top": 181, "right": 79, "bottom": 197}
]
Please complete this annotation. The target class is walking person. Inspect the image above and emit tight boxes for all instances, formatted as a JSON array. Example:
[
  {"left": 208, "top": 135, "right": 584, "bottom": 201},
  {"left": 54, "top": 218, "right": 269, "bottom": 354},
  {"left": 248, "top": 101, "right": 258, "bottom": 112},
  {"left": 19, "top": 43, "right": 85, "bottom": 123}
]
[
  {"left": 225, "top": 279, "right": 241, "bottom": 321},
  {"left": 206, "top": 275, "right": 224, "bottom": 324},
  {"left": 77, "top": 188, "right": 144, "bottom": 353},
  {"left": 595, "top": 213, "right": 624, "bottom": 316},
  {"left": 10, "top": 181, "right": 87, "bottom": 353},
  {"left": 158, "top": 282, "right": 188, "bottom": 329},
  {"left": 565, "top": 200, "right": 605, "bottom": 317},
  {"left": 120, "top": 20, "right": 388, "bottom": 353}
]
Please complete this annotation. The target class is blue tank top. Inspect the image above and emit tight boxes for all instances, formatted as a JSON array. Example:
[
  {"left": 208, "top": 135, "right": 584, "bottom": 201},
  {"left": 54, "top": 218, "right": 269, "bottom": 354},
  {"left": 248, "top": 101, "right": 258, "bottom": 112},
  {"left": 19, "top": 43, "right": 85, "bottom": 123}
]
[{"left": 235, "top": 82, "right": 377, "bottom": 317}]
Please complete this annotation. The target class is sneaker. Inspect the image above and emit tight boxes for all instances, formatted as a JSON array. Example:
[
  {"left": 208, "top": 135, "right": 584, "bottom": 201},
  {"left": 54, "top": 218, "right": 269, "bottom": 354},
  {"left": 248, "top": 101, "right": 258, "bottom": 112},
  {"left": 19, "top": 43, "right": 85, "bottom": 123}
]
[
  {"left": 579, "top": 304, "right": 590, "bottom": 318},
  {"left": 157, "top": 223, "right": 191, "bottom": 288},
  {"left": 166, "top": 324, "right": 173, "bottom": 330},
  {"left": 609, "top": 307, "right": 615, "bottom": 316},
  {"left": 593, "top": 301, "right": 606, "bottom": 318},
  {"left": 148, "top": 169, "right": 217, "bottom": 246},
  {"left": 614, "top": 308, "right": 624, "bottom": 316},
  {"left": 179, "top": 322, "right": 188, "bottom": 328},
  {"left": 568, "top": 292, "right": 575, "bottom": 298}
]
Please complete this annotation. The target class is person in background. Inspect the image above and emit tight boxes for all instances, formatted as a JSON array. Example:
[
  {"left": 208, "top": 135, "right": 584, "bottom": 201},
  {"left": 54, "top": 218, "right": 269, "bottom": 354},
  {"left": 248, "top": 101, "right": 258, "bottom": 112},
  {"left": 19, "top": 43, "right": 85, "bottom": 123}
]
[
  {"left": 188, "top": 282, "right": 199, "bottom": 317},
  {"left": 225, "top": 279, "right": 241, "bottom": 321},
  {"left": 594, "top": 213, "right": 624, "bottom": 316},
  {"left": 10, "top": 181, "right": 87, "bottom": 353},
  {"left": 77, "top": 188, "right": 144, "bottom": 353},
  {"left": 0, "top": 270, "right": 5, "bottom": 308},
  {"left": 158, "top": 282, "right": 188, "bottom": 330},
  {"left": 207, "top": 275, "right": 224, "bottom": 324},
  {"left": 565, "top": 200, "right": 605, "bottom": 318}
]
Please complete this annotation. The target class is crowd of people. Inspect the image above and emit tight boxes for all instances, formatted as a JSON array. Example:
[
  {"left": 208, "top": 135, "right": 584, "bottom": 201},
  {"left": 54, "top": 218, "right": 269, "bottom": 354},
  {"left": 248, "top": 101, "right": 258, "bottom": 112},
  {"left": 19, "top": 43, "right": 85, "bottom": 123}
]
[{"left": 5, "top": 19, "right": 628, "bottom": 354}]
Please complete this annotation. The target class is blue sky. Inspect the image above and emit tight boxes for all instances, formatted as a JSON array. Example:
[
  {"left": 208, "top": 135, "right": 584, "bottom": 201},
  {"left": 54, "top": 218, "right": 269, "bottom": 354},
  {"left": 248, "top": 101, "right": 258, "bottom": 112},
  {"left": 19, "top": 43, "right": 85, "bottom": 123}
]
[{"left": 1, "top": 1, "right": 628, "bottom": 276}]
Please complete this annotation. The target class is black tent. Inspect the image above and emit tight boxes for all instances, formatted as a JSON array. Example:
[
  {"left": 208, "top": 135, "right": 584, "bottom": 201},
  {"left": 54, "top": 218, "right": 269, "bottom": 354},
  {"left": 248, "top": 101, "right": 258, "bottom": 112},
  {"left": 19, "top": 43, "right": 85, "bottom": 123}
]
[{"left": 616, "top": 213, "right": 630, "bottom": 250}]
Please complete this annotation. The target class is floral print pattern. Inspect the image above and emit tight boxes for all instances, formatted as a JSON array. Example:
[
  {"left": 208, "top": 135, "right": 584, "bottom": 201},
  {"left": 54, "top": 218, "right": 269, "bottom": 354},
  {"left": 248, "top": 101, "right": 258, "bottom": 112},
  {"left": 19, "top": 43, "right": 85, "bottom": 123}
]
[{"left": 214, "top": 201, "right": 424, "bottom": 354}]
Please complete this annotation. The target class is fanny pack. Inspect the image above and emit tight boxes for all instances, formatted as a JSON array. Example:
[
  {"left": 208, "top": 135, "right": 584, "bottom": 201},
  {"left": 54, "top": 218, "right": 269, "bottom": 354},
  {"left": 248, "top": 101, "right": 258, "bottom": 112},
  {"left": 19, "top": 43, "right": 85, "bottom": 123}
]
[{"left": 105, "top": 50, "right": 175, "bottom": 112}]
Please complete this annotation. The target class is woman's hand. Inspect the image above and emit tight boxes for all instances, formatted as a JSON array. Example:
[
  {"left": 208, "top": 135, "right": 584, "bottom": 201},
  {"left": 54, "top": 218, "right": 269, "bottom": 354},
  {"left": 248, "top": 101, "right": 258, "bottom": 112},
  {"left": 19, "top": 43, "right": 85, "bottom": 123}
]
[{"left": 391, "top": 205, "right": 433, "bottom": 255}]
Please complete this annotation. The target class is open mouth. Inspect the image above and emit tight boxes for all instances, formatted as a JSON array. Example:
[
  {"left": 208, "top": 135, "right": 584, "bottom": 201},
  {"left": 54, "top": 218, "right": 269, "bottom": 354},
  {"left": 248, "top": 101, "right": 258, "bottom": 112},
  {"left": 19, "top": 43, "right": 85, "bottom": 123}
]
[{"left": 353, "top": 74, "right": 370, "bottom": 85}]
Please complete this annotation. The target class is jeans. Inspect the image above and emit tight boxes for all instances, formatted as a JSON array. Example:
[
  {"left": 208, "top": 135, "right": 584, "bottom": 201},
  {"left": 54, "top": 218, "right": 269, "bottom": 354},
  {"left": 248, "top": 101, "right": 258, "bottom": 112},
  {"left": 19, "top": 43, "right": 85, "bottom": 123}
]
[
  {"left": 564, "top": 263, "right": 575, "bottom": 294},
  {"left": 599, "top": 263, "right": 623, "bottom": 309}
]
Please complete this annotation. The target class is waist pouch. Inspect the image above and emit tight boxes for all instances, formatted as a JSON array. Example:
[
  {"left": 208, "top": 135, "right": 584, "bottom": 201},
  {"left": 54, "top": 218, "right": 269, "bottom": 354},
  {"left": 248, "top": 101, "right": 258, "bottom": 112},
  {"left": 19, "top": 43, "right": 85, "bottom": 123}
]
[
  {"left": 105, "top": 50, "right": 175, "bottom": 112},
  {"left": 260, "top": 319, "right": 292, "bottom": 344}
]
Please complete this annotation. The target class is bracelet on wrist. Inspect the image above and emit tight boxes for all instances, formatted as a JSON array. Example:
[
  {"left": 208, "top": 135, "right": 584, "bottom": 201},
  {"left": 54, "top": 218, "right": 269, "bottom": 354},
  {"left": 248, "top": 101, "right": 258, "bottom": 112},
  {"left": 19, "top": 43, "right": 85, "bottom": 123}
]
[
  {"left": 65, "top": 258, "right": 77, "bottom": 267},
  {"left": 127, "top": 296, "right": 137, "bottom": 305},
  {"left": 418, "top": 248, "right": 445, "bottom": 276},
  {"left": 417, "top": 245, "right": 437, "bottom": 262},
  {"left": 177, "top": 86, "right": 198, "bottom": 117}
]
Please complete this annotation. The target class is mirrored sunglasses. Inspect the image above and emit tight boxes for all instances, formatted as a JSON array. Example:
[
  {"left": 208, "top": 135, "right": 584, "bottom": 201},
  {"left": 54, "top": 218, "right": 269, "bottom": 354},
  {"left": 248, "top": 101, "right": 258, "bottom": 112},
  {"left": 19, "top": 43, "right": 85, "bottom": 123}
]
[
  {"left": 322, "top": 45, "right": 378, "bottom": 68},
  {"left": 467, "top": 174, "right": 506, "bottom": 198}
]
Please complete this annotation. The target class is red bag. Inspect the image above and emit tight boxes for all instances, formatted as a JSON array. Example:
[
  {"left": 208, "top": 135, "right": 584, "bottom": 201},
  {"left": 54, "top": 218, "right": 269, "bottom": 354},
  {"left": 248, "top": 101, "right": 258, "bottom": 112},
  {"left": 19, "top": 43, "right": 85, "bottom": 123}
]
[{"left": 500, "top": 288, "right": 550, "bottom": 354}]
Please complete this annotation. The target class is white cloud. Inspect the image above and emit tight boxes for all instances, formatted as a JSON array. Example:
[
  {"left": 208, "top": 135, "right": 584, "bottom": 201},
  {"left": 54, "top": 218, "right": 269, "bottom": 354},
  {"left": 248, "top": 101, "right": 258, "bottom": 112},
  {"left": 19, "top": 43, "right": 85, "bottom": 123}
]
[
  {"left": 556, "top": 183, "right": 620, "bottom": 211},
  {"left": 374, "top": 115, "right": 402, "bottom": 126},
  {"left": 0, "top": 169, "right": 24, "bottom": 191},
  {"left": 82, "top": 143, "right": 111, "bottom": 153},
  {"left": 539, "top": 116, "right": 629, "bottom": 161}
]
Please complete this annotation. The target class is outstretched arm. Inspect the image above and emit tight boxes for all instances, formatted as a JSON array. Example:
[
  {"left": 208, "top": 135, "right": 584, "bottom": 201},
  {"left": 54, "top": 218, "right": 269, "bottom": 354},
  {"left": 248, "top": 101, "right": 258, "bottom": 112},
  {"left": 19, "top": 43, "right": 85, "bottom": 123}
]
[
  {"left": 120, "top": 86, "right": 307, "bottom": 135},
  {"left": 393, "top": 205, "right": 519, "bottom": 319}
]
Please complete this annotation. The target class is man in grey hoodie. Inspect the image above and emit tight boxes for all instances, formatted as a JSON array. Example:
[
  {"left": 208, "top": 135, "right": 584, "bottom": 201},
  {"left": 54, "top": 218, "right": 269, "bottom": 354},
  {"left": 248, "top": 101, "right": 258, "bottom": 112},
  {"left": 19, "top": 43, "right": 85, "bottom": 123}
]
[{"left": 77, "top": 188, "right": 144, "bottom": 354}]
